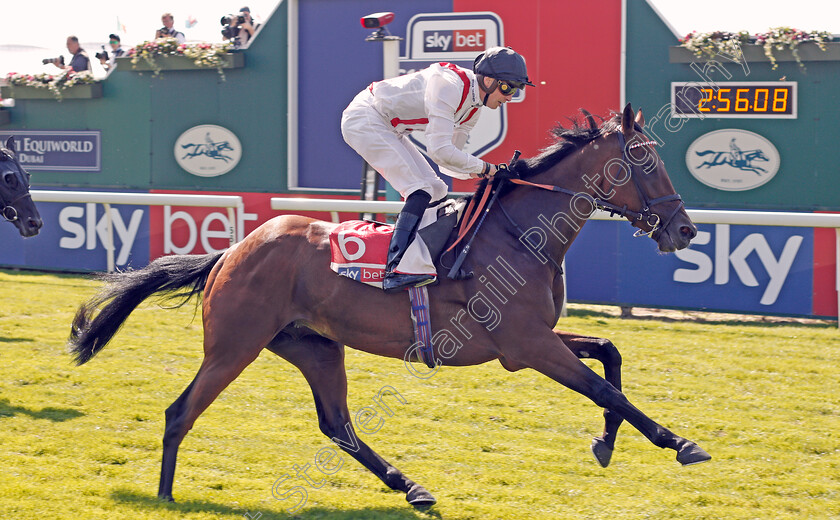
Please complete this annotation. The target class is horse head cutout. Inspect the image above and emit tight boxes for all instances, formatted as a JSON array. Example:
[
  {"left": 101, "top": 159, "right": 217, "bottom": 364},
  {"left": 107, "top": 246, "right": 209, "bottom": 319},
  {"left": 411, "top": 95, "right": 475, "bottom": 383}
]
[{"left": 0, "top": 137, "right": 42, "bottom": 237}]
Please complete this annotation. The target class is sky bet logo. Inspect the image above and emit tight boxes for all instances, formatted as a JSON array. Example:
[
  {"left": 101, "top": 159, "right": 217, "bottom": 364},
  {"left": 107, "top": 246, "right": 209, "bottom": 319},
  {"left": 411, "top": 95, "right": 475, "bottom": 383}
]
[{"left": 423, "top": 30, "right": 486, "bottom": 53}]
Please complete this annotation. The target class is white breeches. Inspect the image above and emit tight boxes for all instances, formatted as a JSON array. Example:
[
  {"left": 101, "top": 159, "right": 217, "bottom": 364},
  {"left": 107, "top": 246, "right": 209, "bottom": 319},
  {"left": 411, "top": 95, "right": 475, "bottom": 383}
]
[{"left": 341, "top": 90, "right": 449, "bottom": 202}]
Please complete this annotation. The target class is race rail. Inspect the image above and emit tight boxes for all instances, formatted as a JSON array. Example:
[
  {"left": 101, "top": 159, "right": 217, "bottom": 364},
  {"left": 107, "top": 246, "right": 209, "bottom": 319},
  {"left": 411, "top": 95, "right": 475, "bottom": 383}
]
[
  {"left": 31, "top": 190, "right": 244, "bottom": 273},
  {"left": 270, "top": 197, "right": 840, "bottom": 326}
]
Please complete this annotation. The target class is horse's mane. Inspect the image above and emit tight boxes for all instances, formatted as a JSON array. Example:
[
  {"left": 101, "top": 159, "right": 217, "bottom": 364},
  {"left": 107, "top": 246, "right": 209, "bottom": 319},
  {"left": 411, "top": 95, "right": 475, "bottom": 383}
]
[
  {"left": 510, "top": 111, "right": 620, "bottom": 179},
  {"left": 462, "top": 110, "right": 621, "bottom": 201}
]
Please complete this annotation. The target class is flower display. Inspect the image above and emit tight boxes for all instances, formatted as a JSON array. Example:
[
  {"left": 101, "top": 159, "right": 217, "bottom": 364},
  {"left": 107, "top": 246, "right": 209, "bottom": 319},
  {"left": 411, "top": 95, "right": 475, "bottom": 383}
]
[
  {"left": 678, "top": 30, "right": 751, "bottom": 61},
  {"left": 754, "top": 27, "right": 833, "bottom": 69},
  {"left": 4, "top": 70, "right": 96, "bottom": 101},
  {"left": 679, "top": 27, "right": 834, "bottom": 70},
  {"left": 127, "top": 37, "right": 235, "bottom": 79}
]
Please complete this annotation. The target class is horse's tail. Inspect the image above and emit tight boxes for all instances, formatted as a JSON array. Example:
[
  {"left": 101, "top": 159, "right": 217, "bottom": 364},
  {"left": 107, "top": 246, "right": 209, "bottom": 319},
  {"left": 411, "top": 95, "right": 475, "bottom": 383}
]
[
  {"left": 694, "top": 150, "right": 716, "bottom": 156},
  {"left": 68, "top": 252, "right": 224, "bottom": 366}
]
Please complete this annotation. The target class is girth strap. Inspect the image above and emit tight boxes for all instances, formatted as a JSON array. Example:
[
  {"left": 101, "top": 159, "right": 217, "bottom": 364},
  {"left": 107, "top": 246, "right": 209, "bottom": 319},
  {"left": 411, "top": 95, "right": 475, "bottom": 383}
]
[{"left": 408, "top": 286, "right": 436, "bottom": 369}]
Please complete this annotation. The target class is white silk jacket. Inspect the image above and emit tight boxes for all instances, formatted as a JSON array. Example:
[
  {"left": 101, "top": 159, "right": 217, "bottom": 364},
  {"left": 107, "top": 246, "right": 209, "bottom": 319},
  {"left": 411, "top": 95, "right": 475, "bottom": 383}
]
[{"left": 366, "top": 62, "right": 485, "bottom": 179}]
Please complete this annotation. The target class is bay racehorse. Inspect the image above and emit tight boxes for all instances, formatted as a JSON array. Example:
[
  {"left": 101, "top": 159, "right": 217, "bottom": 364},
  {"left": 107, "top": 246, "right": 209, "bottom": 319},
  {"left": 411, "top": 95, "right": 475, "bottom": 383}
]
[
  {"left": 1, "top": 137, "right": 42, "bottom": 237},
  {"left": 69, "top": 104, "right": 710, "bottom": 508}
]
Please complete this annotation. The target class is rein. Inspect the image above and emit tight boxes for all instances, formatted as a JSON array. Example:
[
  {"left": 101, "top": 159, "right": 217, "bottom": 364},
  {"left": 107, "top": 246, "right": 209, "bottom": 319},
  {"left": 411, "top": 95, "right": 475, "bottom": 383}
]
[
  {"left": 444, "top": 129, "right": 685, "bottom": 279},
  {"left": 508, "top": 132, "right": 683, "bottom": 241}
]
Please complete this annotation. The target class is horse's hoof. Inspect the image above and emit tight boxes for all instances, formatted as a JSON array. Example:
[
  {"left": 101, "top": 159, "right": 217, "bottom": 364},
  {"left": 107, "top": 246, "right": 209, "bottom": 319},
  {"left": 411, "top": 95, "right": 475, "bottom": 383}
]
[
  {"left": 676, "top": 442, "right": 711, "bottom": 466},
  {"left": 590, "top": 438, "right": 613, "bottom": 468},
  {"left": 406, "top": 483, "right": 436, "bottom": 509}
]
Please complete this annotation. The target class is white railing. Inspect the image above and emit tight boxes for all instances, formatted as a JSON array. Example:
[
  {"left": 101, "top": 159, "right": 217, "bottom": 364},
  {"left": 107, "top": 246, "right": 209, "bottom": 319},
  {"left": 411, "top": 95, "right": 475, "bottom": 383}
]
[
  {"left": 31, "top": 190, "right": 243, "bottom": 273},
  {"left": 271, "top": 197, "right": 840, "bottom": 326}
]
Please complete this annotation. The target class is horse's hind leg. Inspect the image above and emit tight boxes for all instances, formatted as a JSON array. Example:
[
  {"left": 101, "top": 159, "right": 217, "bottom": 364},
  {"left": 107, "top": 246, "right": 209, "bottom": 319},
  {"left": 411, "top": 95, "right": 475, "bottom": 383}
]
[
  {"left": 556, "top": 331, "right": 623, "bottom": 468},
  {"left": 158, "top": 341, "right": 264, "bottom": 501},
  {"left": 266, "top": 327, "right": 436, "bottom": 508}
]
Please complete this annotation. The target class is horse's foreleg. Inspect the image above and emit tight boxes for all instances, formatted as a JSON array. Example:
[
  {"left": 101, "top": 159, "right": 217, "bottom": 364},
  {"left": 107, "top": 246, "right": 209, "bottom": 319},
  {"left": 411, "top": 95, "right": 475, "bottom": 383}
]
[
  {"left": 267, "top": 328, "right": 436, "bottom": 508},
  {"left": 555, "top": 331, "right": 623, "bottom": 467},
  {"left": 515, "top": 330, "right": 710, "bottom": 466}
]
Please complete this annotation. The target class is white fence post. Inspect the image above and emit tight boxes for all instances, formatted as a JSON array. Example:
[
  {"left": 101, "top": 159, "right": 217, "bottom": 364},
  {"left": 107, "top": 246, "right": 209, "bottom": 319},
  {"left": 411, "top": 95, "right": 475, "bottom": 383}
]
[{"left": 269, "top": 198, "right": 840, "bottom": 326}]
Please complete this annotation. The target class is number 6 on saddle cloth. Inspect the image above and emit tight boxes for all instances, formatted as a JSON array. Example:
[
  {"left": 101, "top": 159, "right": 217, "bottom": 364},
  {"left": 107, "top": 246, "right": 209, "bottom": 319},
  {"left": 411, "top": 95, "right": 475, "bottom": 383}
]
[{"left": 328, "top": 200, "right": 463, "bottom": 289}]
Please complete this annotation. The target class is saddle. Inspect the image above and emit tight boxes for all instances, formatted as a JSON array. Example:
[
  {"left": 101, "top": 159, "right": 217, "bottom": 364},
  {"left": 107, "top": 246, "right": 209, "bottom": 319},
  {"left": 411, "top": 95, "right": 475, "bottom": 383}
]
[
  {"left": 328, "top": 163, "right": 518, "bottom": 369},
  {"left": 329, "top": 199, "right": 464, "bottom": 289},
  {"left": 328, "top": 199, "right": 465, "bottom": 369}
]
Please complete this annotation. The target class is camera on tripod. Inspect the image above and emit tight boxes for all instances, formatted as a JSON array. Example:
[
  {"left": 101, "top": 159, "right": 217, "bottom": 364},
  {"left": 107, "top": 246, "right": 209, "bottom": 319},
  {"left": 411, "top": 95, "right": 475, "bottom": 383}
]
[
  {"left": 42, "top": 56, "right": 65, "bottom": 66},
  {"left": 221, "top": 13, "right": 247, "bottom": 26},
  {"left": 220, "top": 12, "right": 248, "bottom": 40}
]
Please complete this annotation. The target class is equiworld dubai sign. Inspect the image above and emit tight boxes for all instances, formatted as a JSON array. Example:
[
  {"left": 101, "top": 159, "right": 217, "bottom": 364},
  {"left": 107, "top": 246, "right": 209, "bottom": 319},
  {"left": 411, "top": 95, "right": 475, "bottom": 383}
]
[{"left": 0, "top": 130, "right": 101, "bottom": 172}]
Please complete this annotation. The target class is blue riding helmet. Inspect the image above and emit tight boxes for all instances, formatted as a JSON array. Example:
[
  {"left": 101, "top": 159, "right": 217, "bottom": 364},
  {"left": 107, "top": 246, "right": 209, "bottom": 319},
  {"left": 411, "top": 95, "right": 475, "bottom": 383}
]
[{"left": 473, "top": 46, "right": 535, "bottom": 88}]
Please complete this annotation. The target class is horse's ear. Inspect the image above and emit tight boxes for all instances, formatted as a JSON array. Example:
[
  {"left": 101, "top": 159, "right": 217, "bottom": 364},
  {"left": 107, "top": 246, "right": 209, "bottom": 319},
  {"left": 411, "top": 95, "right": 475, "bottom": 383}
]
[
  {"left": 621, "top": 103, "right": 634, "bottom": 137},
  {"left": 5, "top": 136, "right": 14, "bottom": 152},
  {"left": 635, "top": 109, "right": 645, "bottom": 129}
]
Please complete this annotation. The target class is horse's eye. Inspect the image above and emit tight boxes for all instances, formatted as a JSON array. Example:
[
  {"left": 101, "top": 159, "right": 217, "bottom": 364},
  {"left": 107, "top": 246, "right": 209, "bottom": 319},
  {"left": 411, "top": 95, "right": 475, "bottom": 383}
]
[{"left": 3, "top": 173, "right": 16, "bottom": 187}]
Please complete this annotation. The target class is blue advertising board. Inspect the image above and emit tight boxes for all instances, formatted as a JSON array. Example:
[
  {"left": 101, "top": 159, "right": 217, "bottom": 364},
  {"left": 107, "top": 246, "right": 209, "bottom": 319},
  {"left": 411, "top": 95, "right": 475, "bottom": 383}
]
[
  {"left": 0, "top": 130, "right": 101, "bottom": 172},
  {"left": 0, "top": 199, "right": 150, "bottom": 272},
  {"left": 565, "top": 220, "right": 815, "bottom": 317}
]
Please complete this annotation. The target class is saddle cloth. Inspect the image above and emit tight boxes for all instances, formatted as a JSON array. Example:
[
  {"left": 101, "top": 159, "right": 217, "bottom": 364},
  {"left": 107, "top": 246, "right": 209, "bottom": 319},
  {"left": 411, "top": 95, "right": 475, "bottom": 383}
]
[{"left": 329, "top": 199, "right": 463, "bottom": 289}]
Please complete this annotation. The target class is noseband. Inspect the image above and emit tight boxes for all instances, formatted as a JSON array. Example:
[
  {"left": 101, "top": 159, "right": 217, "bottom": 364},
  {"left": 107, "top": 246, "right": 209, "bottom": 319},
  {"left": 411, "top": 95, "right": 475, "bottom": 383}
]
[{"left": 615, "top": 132, "right": 684, "bottom": 240}]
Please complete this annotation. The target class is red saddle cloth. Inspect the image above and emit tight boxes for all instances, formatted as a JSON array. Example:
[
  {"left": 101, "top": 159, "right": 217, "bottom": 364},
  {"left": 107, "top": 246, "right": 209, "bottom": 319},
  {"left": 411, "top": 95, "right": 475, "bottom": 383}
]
[{"left": 329, "top": 220, "right": 392, "bottom": 288}]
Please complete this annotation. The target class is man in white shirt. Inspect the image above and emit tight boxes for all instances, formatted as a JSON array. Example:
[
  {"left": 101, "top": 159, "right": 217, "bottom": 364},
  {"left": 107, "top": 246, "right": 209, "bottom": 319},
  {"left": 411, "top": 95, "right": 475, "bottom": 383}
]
[
  {"left": 341, "top": 47, "right": 534, "bottom": 292},
  {"left": 155, "top": 13, "right": 186, "bottom": 44}
]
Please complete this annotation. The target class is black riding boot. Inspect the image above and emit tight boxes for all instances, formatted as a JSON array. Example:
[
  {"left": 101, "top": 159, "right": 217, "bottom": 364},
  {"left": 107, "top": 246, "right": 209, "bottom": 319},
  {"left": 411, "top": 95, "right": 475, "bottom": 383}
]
[{"left": 383, "top": 191, "right": 435, "bottom": 293}]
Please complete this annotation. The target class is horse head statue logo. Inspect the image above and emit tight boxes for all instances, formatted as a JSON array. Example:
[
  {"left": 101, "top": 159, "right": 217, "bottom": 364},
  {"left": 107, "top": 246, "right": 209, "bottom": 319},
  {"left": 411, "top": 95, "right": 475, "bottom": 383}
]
[
  {"left": 174, "top": 125, "right": 242, "bottom": 177},
  {"left": 696, "top": 137, "right": 770, "bottom": 175},
  {"left": 686, "top": 129, "right": 780, "bottom": 191}
]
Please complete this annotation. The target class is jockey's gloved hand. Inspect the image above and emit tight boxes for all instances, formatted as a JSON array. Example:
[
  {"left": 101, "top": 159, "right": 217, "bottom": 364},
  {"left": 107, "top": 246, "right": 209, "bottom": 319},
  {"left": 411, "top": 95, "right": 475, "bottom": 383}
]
[{"left": 490, "top": 162, "right": 518, "bottom": 181}]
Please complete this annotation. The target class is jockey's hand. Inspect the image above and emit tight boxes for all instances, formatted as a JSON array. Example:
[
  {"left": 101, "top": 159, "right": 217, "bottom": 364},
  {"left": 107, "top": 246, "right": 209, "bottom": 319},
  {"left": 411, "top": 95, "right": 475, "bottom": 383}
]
[{"left": 473, "top": 162, "right": 498, "bottom": 179}]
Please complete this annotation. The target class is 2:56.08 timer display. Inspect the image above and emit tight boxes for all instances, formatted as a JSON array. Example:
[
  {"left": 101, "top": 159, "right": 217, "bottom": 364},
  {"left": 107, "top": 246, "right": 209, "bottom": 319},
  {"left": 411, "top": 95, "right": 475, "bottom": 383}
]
[{"left": 671, "top": 82, "right": 797, "bottom": 119}]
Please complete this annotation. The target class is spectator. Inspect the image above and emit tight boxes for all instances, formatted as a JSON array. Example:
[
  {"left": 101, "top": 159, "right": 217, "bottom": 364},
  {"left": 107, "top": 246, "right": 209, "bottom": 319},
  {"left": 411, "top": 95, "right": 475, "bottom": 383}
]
[
  {"left": 51, "top": 36, "right": 92, "bottom": 73},
  {"left": 155, "top": 13, "right": 186, "bottom": 43},
  {"left": 222, "top": 6, "right": 259, "bottom": 48},
  {"left": 99, "top": 34, "right": 125, "bottom": 71}
]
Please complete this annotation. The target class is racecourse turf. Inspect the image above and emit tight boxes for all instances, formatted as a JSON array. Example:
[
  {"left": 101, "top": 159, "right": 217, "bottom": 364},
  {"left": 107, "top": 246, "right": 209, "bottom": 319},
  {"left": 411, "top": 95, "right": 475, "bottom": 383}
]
[{"left": 0, "top": 268, "right": 838, "bottom": 519}]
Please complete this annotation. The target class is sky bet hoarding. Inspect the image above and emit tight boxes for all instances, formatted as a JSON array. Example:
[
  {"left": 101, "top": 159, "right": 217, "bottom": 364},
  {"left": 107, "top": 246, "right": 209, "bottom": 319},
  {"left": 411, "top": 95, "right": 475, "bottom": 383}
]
[
  {"left": 0, "top": 194, "right": 835, "bottom": 318},
  {"left": 563, "top": 220, "right": 834, "bottom": 318}
]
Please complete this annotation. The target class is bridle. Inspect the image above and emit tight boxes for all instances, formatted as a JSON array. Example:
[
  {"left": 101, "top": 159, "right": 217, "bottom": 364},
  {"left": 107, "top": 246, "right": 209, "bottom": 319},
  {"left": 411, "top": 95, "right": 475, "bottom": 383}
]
[
  {"left": 445, "top": 129, "right": 686, "bottom": 279},
  {"left": 507, "top": 130, "right": 684, "bottom": 241},
  {"left": 0, "top": 150, "right": 34, "bottom": 223}
]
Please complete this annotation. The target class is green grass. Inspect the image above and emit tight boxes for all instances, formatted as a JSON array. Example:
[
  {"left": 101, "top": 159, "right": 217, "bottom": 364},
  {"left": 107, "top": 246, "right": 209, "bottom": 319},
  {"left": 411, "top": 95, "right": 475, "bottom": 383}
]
[{"left": 1, "top": 268, "right": 839, "bottom": 519}]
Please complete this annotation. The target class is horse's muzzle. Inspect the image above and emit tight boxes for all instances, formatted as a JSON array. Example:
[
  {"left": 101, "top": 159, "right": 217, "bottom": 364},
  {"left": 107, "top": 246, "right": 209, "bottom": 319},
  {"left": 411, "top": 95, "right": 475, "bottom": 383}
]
[{"left": 657, "top": 213, "right": 696, "bottom": 252}]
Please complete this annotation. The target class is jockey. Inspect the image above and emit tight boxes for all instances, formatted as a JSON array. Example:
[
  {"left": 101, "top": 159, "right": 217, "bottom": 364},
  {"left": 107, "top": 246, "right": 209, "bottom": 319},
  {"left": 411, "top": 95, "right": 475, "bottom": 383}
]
[
  {"left": 341, "top": 46, "right": 534, "bottom": 293},
  {"left": 729, "top": 138, "right": 744, "bottom": 165}
]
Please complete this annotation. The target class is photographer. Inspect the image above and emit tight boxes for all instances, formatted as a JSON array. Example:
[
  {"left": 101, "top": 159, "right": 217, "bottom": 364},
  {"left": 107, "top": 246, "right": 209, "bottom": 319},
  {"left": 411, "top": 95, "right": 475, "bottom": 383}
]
[
  {"left": 221, "top": 6, "right": 258, "bottom": 48},
  {"left": 155, "top": 13, "right": 186, "bottom": 43},
  {"left": 47, "top": 36, "right": 92, "bottom": 73},
  {"left": 98, "top": 34, "right": 125, "bottom": 72}
]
